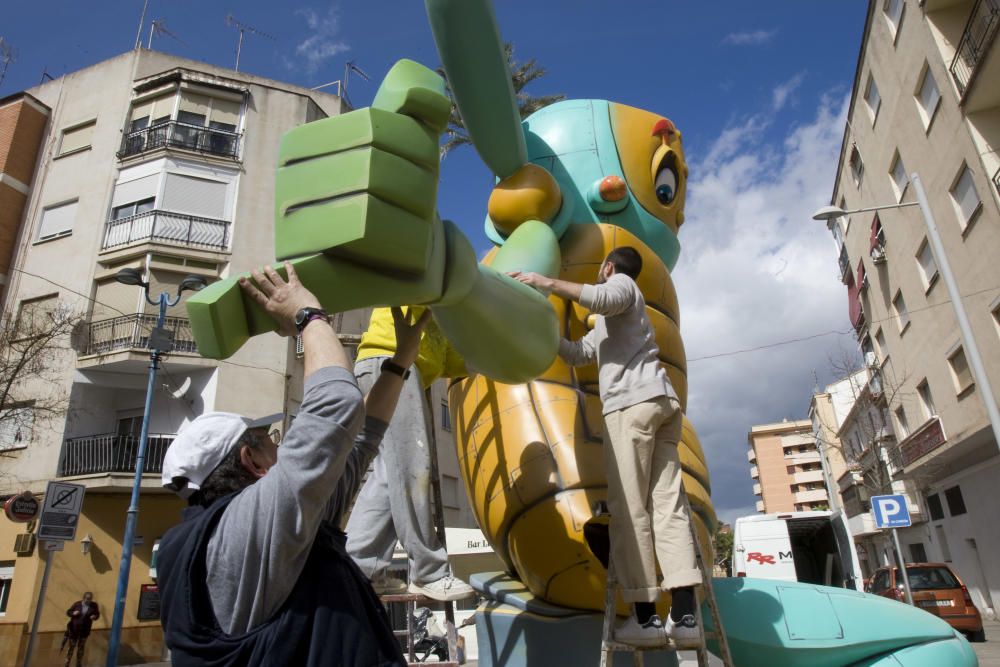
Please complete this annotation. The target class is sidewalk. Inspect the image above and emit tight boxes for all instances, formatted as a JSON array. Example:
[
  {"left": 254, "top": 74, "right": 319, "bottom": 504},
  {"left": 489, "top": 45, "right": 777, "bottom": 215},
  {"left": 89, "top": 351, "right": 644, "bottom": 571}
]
[{"left": 973, "top": 618, "right": 1000, "bottom": 667}]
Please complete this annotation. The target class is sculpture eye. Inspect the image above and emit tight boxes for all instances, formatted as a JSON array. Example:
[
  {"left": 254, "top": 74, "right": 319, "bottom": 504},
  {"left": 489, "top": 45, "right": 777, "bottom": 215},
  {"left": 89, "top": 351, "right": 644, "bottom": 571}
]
[{"left": 654, "top": 164, "right": 677, "bottom": 205}]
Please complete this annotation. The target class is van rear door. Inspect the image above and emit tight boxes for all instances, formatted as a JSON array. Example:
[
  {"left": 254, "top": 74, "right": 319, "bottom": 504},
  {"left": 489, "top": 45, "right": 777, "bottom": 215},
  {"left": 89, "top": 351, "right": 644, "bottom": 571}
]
[{"left": 735, "top": 518, "right": 797, "bottom": 581}]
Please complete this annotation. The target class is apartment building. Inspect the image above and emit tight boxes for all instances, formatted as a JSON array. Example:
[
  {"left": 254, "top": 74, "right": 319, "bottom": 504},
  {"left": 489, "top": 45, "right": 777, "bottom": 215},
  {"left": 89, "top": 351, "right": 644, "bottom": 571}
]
[
  {"left": 747, "top": 420, "right": 829, "bottom": 513},
  {"left": 823, "top": 0, "right": 999, "bottom": 616},
  {"left": 0, "top": 92, "right": 49, "bottom": 302},
  {"left": 0, "top": 48, "right": 350, "bottom": 665},
  {"left": 809, "top": 370, "right": 928, "bottom": 579}
]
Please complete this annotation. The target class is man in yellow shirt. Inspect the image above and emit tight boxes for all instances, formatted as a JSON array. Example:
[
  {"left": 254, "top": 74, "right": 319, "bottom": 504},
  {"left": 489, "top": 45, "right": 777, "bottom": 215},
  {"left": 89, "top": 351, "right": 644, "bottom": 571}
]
[{"left": 346, "top": 307, "right": 474, "bottom": 601}]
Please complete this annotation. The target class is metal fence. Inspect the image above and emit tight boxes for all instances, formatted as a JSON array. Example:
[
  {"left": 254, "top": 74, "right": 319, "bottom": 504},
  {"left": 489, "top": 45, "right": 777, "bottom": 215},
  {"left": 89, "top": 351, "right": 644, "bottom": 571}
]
[
  {"left": 102, "top": 210, "right": 230, "bottom": 251},
  {"left": 58, "top": 433, "right": 175, "bottom": 476},
  {"left": 950, "top": 0, "right": 1000, "bottom": 96},
  {"left": 117, "top": 120, "right": 242, "bottom": 160},
  {"left": 84, "top": 314, "right": 198, "bottom": 356}
]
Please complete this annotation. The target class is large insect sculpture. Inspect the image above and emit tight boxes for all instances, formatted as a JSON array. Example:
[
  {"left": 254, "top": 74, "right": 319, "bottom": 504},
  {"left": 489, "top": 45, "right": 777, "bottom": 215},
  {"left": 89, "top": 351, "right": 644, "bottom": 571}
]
[{"left": 184, "top": 1, "right": 979, "bottom": 664}]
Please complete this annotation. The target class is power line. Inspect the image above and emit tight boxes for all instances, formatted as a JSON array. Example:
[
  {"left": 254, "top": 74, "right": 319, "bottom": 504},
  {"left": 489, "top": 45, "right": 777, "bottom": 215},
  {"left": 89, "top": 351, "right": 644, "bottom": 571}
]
[
  {"left": 9, "top": 266, "right": 286, "bottom": 377},
  {"left": 12, "top": 265, "right": 1000, "bottom": 369},
  {"left": 684, "top": 283, "right": 1000, "bottom": 364}
]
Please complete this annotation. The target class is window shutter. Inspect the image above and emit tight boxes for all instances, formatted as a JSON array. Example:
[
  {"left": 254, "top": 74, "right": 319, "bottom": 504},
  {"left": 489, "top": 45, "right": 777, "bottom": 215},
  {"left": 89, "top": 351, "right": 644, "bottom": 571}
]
[
  {"left": 60, "top": 122, "right": 95, "bottom": 154},
  {"left": 93, "top": 280, "right": 141, "bottom": 320},
  {"left": 130, "top": 99, "right": 154, "bottom": 123},
  {"left": 112, "top": 175, "right": 160, "bottom": 208},
  {"left": 179, "top": 93, "right": 210, "bottom": 117},
  {"left": 37, "top": 201, "right": 78, "bottom": 239},
  {"left": 161, "top": 174, "right": 227, "bottom": 219},
  {"left": 210, "top": 98, "right": 241, "bottom": 127}
]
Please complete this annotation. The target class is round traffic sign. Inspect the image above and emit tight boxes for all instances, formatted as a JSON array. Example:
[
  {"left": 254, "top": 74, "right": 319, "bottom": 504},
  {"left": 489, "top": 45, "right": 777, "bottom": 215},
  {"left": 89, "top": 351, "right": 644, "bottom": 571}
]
[{"left": 4, "top": 492, "right": 40, "bottom": 523}]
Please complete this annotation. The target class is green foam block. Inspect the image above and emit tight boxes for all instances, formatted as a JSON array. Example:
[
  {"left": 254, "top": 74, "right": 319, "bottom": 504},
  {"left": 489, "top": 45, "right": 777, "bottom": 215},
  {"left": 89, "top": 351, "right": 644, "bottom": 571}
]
[{"left": 279, "top": 106, "right": 440, "bottom": 170}]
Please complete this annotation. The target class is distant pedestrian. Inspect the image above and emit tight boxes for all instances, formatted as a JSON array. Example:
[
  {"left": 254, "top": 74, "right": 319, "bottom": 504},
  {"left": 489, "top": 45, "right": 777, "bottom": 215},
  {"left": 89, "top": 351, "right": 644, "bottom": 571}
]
[{"left": 64, "top": 591, "right": 99, "bottom": 667}]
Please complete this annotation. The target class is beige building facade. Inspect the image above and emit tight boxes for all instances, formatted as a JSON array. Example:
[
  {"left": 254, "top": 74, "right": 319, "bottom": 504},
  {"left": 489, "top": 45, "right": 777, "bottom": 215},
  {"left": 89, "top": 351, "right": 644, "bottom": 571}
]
[
  {"left": 825, "top": 0, "right": 999, "bottom": 617},
  {"left": 747, "top": 420, "right": 828, "bottom": 514},
  {"left": 0, "top": 48, "right": 350, "bottom": 664}
]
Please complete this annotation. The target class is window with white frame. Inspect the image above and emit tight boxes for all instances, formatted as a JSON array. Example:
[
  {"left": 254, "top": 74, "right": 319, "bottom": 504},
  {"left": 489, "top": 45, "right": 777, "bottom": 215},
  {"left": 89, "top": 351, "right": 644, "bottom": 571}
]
[
  {"left": 894, "top": 406, "right": 910, "bottom": 438},
  {"left": 915, "top": 64, "right": 940, "bottom": 128},
  {"left": 111, "top": 197, "right": 155, "bottom": 220},
  {"left": 0, "top": 561, "right": 13, "bottom": 615},
  {"left": 59, "top": 120, "right": 96, "bottom": 155},
  {"left": 915, "top": 239, "right": 938, "bottom": 290},
  {"left": 874, "top": 327, "right": 887, "bottom": 360},
  {"left": 892, "top": 290, "right": 910, "bottom": 332},
  {"left": 839, "top": 195, "right": 851, "bottom": 232},
  {"left": 889, "top": 151, "right": 908, "bottom": 201},
  {"left": 36, "top": 200, "right": 78, "bottom": 241},
  {"left": 917, "top": 380, "right": 936, "bottom": 420},
  {"left": 849, "top": 146, "right": 865, "bottom": 187},
  {"left": 949, "top": 164, "right": 981, "bottom": 229},
  {"left": 947, "top": 346, "right": 974, "bottom": 393},
  {"left": 884, "top": 0, "right": 904, "bottom": 36},
  {"left": 0, "top": 406, "right": 34, "bottom": 451},
  {"left": 864, "top": 74, "right": 881, "bottom": 123}
]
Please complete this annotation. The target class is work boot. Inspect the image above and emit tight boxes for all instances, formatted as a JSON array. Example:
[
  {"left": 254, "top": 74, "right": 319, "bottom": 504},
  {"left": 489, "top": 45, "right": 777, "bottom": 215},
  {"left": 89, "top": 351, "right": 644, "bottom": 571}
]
[
  {"left": 408, "top": 574, "right": 475, "bottom": 601},
  {"left": 614, "top": 614, "right": 666, "bottom": 648}
]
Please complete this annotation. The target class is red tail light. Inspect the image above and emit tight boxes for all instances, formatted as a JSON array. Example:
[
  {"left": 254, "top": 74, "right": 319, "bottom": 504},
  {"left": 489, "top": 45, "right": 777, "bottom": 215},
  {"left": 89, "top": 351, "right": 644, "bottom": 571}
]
[
  {"left": 961, "top": 585, "right": 974, "bottom": 607},
  {"left": 737, "top": 571, "right": 746, "bottom": 577}
]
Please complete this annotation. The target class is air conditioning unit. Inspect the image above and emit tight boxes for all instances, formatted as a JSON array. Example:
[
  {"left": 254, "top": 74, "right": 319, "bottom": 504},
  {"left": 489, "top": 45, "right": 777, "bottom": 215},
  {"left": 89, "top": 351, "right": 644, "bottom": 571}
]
[{"left": 14, "top": 533, "right": 36, "bottom": 556}]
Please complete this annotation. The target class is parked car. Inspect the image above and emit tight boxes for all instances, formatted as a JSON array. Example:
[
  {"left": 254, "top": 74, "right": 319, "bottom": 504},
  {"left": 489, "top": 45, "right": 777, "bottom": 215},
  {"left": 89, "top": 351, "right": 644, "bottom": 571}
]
[{"left": 866, "top": 562, "right": 985, "bottom": 642}]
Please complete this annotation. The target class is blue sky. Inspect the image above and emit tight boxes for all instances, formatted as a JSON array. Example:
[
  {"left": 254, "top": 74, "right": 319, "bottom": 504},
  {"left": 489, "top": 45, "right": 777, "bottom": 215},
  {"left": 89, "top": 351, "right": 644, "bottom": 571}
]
[{"left": 2, "top": 1, "right": 868, "bottom": 523}]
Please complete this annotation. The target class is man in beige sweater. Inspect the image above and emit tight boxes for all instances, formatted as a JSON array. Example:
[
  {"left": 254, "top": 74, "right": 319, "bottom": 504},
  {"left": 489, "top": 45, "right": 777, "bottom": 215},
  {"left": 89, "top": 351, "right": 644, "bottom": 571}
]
[{"left": 510, "top": 247, "right": 701, "bottom": 648}]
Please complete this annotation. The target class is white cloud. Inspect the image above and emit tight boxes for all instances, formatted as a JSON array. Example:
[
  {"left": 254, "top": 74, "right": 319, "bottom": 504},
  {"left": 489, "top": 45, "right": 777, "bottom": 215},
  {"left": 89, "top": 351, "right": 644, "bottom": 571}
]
[
  {"left": 723, "top": 29, "right": 778, "bottom": 46},
  {"left": 291, "top": 7, "right": 350, "bottom": 75},
  {"left": 675, "top": 93, "right": 854, "bottom": 521},
  {"left": 772, "top": 72, "right": 806, "bottom": 111}
]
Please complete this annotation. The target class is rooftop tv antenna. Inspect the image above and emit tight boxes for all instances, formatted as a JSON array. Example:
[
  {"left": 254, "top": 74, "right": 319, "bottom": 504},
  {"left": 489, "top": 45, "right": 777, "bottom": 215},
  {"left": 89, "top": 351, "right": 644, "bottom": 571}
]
[
  {"left": 342, "top": 60, "right": 370, "bottom": 108},
  {"left": 0, "top": 37, "right": 17, "bottom": 89},
  {"left": 225, "top": 14, "right": 275, "bottom": 72},
  {"left": 148, "top": 19, "right": 185, "bottom": 50}
]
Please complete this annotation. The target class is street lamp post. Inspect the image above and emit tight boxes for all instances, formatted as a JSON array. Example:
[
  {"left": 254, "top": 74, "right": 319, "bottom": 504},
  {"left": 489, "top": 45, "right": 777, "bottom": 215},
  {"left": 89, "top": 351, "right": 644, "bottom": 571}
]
[
  {"left": 106, "top": 268, "right": 206, "bottom": 667},
  {"left": 812, "top": 171, "right": 1000, "bottom": 460}
]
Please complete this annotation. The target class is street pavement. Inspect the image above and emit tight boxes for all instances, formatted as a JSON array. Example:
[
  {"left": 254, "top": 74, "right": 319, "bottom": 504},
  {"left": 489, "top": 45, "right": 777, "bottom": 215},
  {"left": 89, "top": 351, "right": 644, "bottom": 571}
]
[{"left": 973, "top": 618, "right": 1000, "bottom": 667}]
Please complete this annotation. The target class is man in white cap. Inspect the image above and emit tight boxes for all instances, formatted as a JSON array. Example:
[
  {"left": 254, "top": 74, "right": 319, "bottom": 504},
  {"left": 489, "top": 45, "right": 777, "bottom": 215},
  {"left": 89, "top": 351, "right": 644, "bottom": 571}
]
[{"left": 156, "top": 262, "right": 429, "bottom": 666}]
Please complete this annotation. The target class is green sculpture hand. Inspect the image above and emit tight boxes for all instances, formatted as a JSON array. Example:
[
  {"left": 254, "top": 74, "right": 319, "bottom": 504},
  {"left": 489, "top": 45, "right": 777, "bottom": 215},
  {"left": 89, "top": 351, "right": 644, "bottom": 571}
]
[
  {"left": 186, "top": 59, "right": 560, "bottom": 383},
  {"left": 187, "top": 60, "right": 456, "bottom": 359}
]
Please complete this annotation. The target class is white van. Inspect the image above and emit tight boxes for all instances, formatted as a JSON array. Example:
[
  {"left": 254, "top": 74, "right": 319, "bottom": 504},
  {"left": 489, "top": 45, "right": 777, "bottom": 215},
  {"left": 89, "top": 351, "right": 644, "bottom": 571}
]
[{"left": 732, "top": 510, "right": 863, "bottom": 591}]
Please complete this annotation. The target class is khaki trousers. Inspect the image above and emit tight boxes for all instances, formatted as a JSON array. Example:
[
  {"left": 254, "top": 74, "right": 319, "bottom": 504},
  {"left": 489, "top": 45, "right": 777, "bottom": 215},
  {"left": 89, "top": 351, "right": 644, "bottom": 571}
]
[{"left": 603, "top": 397, "right": 702, "bottom": 602}]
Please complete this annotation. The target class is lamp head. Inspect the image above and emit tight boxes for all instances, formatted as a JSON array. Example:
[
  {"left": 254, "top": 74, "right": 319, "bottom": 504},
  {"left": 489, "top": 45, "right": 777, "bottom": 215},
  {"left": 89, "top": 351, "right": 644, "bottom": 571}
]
[
  {"left": 80, "top": 533, "right": 93, "bottom": 555},
  {"left": 812, "top": 205, "right": 847, "bottom": 221},
  {"left": 115, "top": 267, "right": 147, "bottom": 287},
  {"left": 179, "top": 275, "right": 208, "bottom": 294}
]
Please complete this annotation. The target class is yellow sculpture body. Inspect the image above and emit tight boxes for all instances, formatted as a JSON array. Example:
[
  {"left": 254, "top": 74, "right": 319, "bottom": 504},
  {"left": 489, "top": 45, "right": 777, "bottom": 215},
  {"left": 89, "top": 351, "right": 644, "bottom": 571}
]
[{"left": 448, "top": 99, "right": 716, "bottom": 613}]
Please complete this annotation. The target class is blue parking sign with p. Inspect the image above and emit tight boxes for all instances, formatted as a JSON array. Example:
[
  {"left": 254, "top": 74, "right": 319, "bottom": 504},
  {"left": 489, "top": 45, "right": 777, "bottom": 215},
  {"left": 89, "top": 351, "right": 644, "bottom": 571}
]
[{"left": 871, "top": 494, "right": 911, "bottom": 528}]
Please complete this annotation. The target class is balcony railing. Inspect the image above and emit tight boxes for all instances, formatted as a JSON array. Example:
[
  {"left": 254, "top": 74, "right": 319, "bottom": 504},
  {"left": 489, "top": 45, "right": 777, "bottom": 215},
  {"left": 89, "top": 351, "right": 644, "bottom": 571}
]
[
  {"left": 897, "top": 416, "right": 947, "bottom": 468},
  {"left": 59, "top": 433, "right": 175, "bottom": 477},
  {"left": 117, "top": 120, "right": 242, "bottom": 160},
  {"left": 103, "top": 210, "right": 230, "bottom": 251},
  {"left": 950, "top": 0, "right": 1000, "bottom": 96},
  {"left": 83, "top": 314, "right": 197, "bottom": 356}
]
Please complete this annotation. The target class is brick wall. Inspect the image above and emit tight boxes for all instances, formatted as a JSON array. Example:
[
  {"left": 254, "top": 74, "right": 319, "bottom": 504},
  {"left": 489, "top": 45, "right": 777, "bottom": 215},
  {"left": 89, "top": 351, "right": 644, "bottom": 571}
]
[{"left": 0, "top": 94, "right": 50, "bottom": 297}]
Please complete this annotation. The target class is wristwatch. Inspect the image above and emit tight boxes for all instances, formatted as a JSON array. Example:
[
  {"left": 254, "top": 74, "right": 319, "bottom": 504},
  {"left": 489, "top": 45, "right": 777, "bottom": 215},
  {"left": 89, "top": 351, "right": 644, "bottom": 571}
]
[
  {"left": 381, "top": 358, "right": 411, "bottom": 380},
  {"left": 294, "top": 307, "right": 331, "bottom": 333}
]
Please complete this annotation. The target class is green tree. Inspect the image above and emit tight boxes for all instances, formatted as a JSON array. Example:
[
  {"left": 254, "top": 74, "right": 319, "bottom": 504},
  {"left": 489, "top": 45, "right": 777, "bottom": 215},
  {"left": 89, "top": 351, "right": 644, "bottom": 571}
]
[
  {"left": 440, "top": 42, "right": 565, "bottom": 158},
  {"left": 713, "top": 528, "right": 734, "bottom": 576}
]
